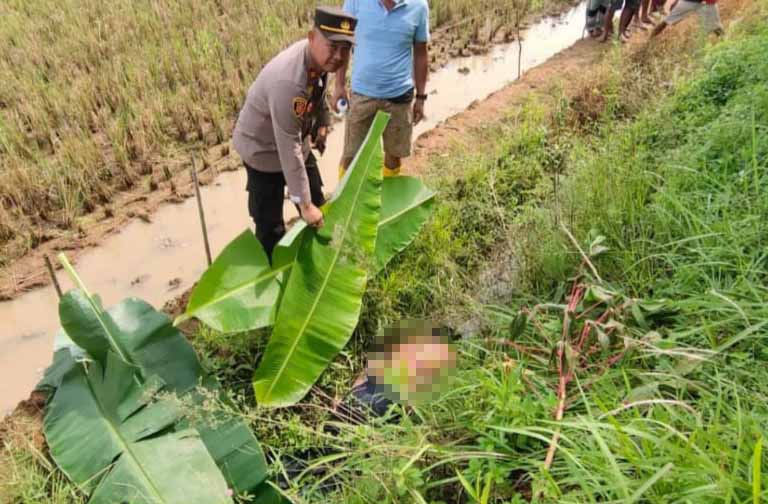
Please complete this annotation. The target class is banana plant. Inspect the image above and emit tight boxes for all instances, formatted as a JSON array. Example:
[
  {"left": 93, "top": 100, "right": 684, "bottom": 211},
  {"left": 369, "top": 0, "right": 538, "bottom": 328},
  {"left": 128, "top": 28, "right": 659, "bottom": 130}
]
[
  {"left": 177, "top": 119, "right": 436, "bottom": 335},
  {"left": 176, "top": 177, "right": 436, "bottom": 333},
  {"left": 43, "top": 256, "right": 275, "bottom": 502},
  {"left": 177, "top": 112, "right": 436, "bottom": 407},
  {"left": 253, "top": 110, "right": 387, "bottom": 406}
]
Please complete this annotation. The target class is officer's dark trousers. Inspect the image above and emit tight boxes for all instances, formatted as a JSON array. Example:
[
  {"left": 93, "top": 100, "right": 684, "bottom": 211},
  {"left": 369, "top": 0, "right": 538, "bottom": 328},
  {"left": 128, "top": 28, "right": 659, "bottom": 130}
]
[{"left": 245, "top": 152, "right": 325, "bottom": 260}]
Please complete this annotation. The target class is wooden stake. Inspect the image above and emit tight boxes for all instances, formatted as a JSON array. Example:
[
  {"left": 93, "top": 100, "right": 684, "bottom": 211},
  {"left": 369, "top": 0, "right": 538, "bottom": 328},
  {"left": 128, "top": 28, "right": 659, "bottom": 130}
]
[
  {"left": 190, "top": 156, "right": 212, "bottom": 266},
  {"left": 44, "top": 254, "right": 63, "bottom": 299}
]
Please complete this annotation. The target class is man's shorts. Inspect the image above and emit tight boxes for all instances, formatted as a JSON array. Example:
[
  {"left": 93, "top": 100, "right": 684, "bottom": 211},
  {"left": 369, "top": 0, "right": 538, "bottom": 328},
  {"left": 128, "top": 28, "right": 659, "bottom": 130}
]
[
  {"left": 343, "top": 92, "right": 413, "bottom": 162},
  {"left": 611, "top": 0, "right": 640, "bottom": 11},
  {"left": 666, "top": 1, "right": 723, "bottom": 32}
]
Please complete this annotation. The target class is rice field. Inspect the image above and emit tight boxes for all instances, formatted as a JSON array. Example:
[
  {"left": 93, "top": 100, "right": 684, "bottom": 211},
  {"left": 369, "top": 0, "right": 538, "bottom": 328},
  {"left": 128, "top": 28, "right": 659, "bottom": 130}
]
[
  {"left": 0, "top": 0, "right": 561, "bottom": 266},
  {"left": 2, "top": 0, "right": 767, "bottom": 502}
]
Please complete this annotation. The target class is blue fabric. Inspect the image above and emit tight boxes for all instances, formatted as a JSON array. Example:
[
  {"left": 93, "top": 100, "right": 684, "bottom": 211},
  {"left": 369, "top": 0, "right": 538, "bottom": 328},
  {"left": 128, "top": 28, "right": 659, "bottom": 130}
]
[
  {"left": 343, "top": 0, "right": 430, "bottom": 99},
  {"left": 351, "top": 376, "right": 395, "bottom": 417}
]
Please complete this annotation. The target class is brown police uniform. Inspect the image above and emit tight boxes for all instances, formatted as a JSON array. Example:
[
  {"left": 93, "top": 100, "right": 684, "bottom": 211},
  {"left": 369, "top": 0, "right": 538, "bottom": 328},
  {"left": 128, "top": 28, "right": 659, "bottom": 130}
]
[{"left": 233, "top": 7, "right": 356, "bottom": 258}]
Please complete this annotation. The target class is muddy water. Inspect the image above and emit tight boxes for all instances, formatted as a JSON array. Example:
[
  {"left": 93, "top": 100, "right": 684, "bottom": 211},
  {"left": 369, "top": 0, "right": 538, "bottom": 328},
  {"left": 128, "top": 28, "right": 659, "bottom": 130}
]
[{"left": 0, "top": 3, "right": 587, "bottom": 415}]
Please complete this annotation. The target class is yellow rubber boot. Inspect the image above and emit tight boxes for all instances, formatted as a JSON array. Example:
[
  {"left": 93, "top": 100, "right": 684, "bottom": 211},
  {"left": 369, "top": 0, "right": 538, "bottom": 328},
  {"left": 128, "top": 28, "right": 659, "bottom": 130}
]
[
  {"left": 341, "top": 164, "right": 401, "bottom": 178},
  {"left": 383, "top": 164, "right": 401, "bottom": 177}
]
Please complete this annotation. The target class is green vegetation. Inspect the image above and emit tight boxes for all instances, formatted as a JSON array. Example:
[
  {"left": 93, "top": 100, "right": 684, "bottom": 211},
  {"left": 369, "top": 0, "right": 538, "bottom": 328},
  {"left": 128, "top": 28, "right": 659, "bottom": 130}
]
[
  {"left": 35, "top": 258, "right": 274, "bottom": 502},
  {"left": 190, "top": 4, "right": 766, "bottom": 502},
  {"left": 0, "top": 0, "right": 562, "bottom": 266},
  {"left": 180, "top": 112, "right": 435, "bottom": 407},
  {"left": 2, "top": 113, "right": 435, "bottom": 502},
  {"left": 3, "top": 0, "right": 767, "bottom": 502}
]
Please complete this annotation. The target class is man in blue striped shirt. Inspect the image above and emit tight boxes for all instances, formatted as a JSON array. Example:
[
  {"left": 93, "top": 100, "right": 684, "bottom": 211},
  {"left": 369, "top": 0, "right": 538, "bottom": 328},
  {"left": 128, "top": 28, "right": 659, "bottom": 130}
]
[{"left": 333, "top": 0, "right": 430, "bottom": 177}]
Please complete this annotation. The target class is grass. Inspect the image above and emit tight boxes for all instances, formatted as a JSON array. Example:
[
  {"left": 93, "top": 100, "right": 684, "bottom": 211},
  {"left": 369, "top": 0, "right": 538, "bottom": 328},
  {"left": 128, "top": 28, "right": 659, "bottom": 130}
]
[
  {"left": 201, "top": 2, "right": 766, "bottom": 502},
  {"left": 3, "top": 0, "right": 767, "bottom": 502},
  {"left": 0, "top": 0, "right": 568, "bottom": 267},
  {"left": 0, "top": 398, "right": 84, "bottom": 503}
]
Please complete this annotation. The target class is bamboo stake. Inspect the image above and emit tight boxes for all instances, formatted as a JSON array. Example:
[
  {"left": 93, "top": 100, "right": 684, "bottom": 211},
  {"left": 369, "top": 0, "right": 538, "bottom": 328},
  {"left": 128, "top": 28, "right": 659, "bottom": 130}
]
[
  {"left": 190, "top": 156, "right": 212, "bottom": 266},
  {"left": 44, "top": 254, "right": 63, "bottom": 299}
]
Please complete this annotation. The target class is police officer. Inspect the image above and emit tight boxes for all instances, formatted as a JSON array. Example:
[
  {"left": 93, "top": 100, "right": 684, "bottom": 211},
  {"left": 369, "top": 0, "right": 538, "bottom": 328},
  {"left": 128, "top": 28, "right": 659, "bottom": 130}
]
[{"left": 233, "top": 7, "right": 357, "bottom": 258}]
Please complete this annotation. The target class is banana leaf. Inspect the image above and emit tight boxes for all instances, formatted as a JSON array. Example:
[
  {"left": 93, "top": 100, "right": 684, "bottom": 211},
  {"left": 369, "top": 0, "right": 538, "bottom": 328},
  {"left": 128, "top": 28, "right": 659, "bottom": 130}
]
[
  {"left": 44, "top": 351, "right": 232, "bottom": 504},
  {"left": 55, "top": 272, "right": 268, "bottom": 495},
  {"left": 37, "top": 347, "right": 78, "bottom": 394},
  {"left": 58, "top": 288, "right": 128, "bottom": 365},
  {"left": 273, "top": 219, "right": 307, "bottom": 269},
  {"left": 252, "top": 112, "right": 389, "bottom": 407},
  {"left": 60, "top": 290, "right": 202, "bottom": 393},
  {"left": 280, "top": 176, "right": 436, "bottom": 275},
  {"left": 374, "top": 176, "right": 436, "bottom": 273},
  {"left": 250, "top": 482, "right": 292, "bottom": 504},
  {"left": 174, "top": 230, "right": 283, "bottom": 332},
  {"left": 181, "top": 175, "right": 435, "bottom": 334}
]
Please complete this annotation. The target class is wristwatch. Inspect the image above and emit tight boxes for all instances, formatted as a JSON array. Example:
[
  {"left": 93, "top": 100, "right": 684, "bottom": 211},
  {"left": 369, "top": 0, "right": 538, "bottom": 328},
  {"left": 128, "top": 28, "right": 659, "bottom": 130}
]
[{"left": 416, "top": 93, "right": 428, "bottom": 101}]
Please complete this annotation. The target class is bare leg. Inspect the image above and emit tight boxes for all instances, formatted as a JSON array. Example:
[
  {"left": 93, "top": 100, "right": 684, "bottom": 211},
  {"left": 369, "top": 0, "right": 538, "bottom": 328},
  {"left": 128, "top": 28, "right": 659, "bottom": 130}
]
[
  {"left": 601, "top": 6, "right": 616, "bottom": 41},
  {"left": 639, "top": 0, "right": 654, "bottom": 23},
  {"left": 619, "top": 5, "right": 636, "bottom": 38}
]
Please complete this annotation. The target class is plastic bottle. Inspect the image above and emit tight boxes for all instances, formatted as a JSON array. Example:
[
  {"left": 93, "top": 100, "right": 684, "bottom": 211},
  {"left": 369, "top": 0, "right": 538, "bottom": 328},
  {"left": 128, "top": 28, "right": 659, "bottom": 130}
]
[{"left": 335, "top": 98, "right": 349, "bottom": 118}]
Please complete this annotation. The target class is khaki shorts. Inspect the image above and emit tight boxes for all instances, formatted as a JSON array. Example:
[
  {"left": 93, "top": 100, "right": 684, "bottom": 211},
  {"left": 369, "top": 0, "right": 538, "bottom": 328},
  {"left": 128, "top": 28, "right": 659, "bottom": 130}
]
[
  {"left": 666, "top": 1, "right": 723, "bottom": 32},
  {"left": 343, "top": 92, "right": 413, "bottom": 162}
]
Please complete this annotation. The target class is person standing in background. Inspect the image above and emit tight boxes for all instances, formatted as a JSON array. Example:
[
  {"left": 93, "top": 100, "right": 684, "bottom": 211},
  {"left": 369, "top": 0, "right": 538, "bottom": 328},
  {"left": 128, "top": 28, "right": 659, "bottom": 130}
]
[
  {"left": 333, "top": 0, "right": 430, "bottom": 178},
  {"left": 601, "top": 0, "right": 641, "bottom": 42},
  {"left": 651, "top": 0, "right": 724, "bottom": 37}
]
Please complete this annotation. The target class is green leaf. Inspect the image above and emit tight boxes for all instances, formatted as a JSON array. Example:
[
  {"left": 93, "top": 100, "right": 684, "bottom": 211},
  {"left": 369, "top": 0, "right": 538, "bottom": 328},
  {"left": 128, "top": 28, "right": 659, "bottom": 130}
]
[
  {"left": 249, "top": 482, "right": 292, "bottom": 504},
  {"left": 59, "top": 289, "right": 128, "bottom": 365},
  {"left": 181, "top": 176, "right": 434, "bottom": 336},
  {"left": 456, "top": 470, "right": 479, "bottom": 501},
  {"left": 181, "top": 403, "right": 269, "bottom": 496},
  {"left": 754, "top": 435, "right": 763, "bottom": 504},
  {"left": 36, "top": 347, "right": 77, "bottom": 393},
  {"left": 624, "top": 382, "right": 660, "bottom": 403},
  {"left": 508, "top": 313, "right": 528, "bottom": 340},
  {"left": 253, "top": 111, "right": 389, "bottom": 407},
  {"left": 55, "top": 281, "right": 269, "bottom": 495},
  {"left": 584, "top": 285, "right": 615, "bottom": 304},
  {"left": 374, "top": 176, "right": 436, "bottom": 273},
  {"left": 60, "top": 290, "right": 203, "bottom": 393},
  {"left": 89, "top": 429, "right": 232, "bottom": 504},
  {"left": 480, "top": 472, "right": 493, "bottom": 504},
  {"left": 273, "top": 220, "right": 307, "bottom": 269},
  {"left": 44, "top": 352, "right": 232, "bottom": 503},
  {"left": 175, "top": 230, "right": 285, "bottom": 333},
  {"left": 596, "top": 325, "right": 611, "bottom": 349},
  {"left": 588, "top": 234, "right": 609, "bottom": 257}
]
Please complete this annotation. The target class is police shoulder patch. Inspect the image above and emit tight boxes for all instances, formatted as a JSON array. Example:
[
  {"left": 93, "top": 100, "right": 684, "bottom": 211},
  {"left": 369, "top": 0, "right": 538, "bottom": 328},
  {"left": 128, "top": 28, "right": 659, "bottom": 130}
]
[{"left": 292, "top": 97, "right": 309, "bottom": 117}]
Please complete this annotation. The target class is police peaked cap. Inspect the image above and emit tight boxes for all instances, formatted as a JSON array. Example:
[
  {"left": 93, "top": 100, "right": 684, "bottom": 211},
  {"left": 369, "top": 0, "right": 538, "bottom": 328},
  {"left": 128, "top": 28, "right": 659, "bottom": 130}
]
[{"left": 315, "top": 6, "right": 357, "bottom": 44}]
